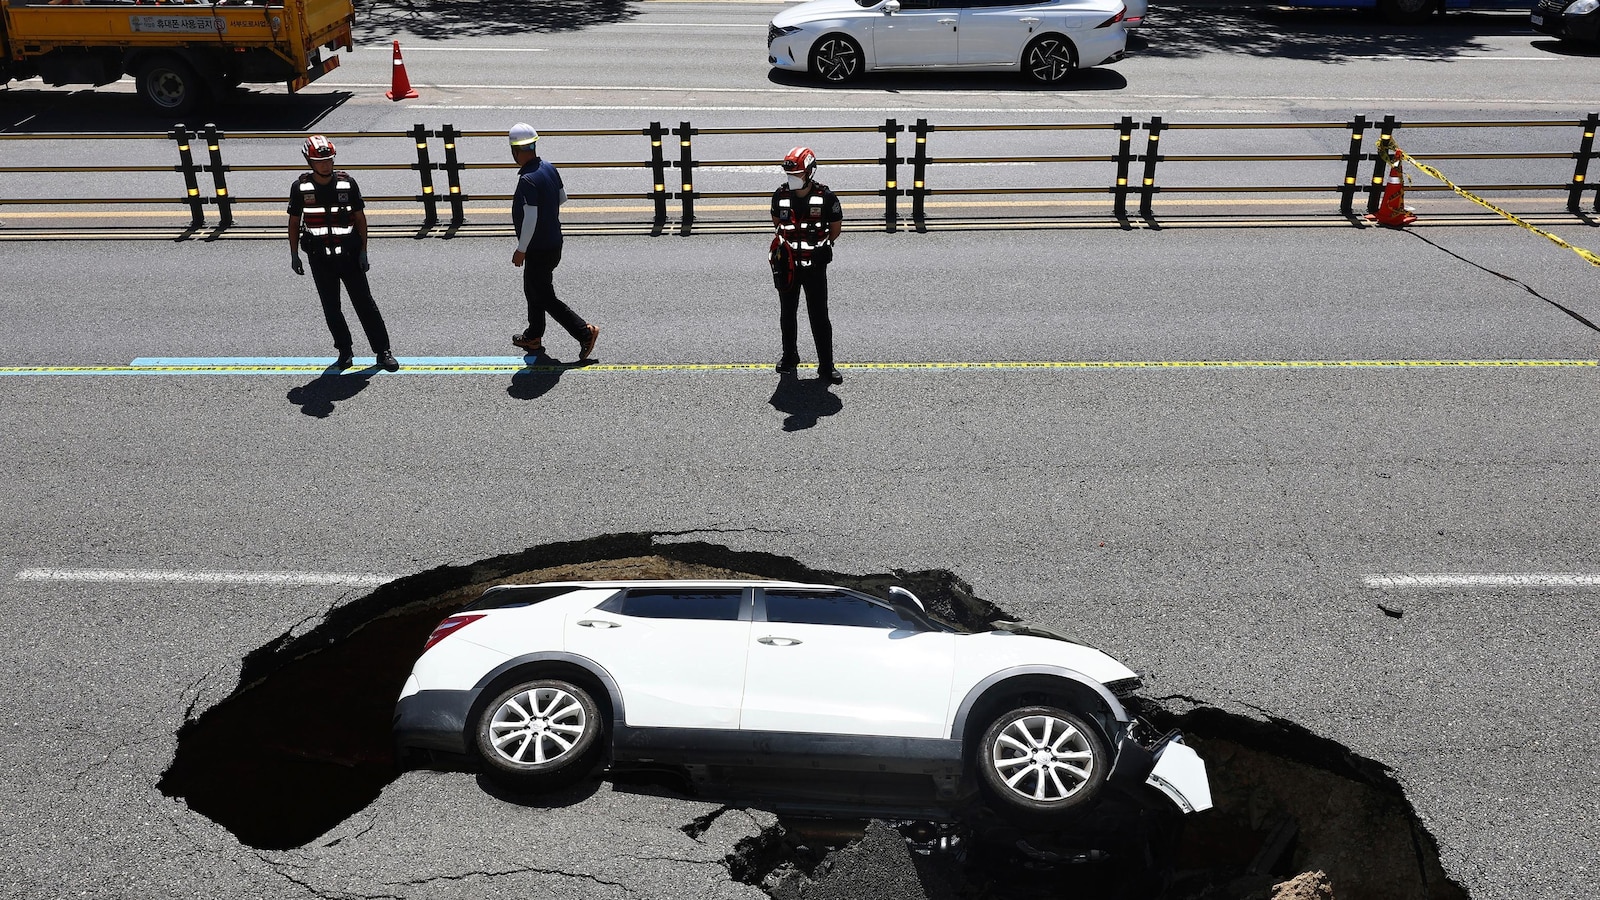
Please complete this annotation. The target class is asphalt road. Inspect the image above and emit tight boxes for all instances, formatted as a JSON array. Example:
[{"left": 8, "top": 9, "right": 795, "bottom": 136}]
[{"left": 3, "top": 3, "right": 1600, "bottom": 899}]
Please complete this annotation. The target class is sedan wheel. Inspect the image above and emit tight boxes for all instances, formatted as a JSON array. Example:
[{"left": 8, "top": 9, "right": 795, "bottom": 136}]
[
  {"left": 978, "top": 705, "right": 1108, "bottom": 817},
  {"left": 811, "top": 35, "right": 863, "bottom": 83},
  {"left": 1023, "top": 35, "right": 1077, "bottom": 84},
  {"left": 475, "top": 679, "right": 602, "bottom": 786}
]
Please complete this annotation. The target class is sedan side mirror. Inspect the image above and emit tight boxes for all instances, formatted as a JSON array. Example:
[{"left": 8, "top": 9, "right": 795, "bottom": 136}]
[
  {"left": 882, "top": 0, "right": 900, "bottom": 13},
  {"left": 887, "top": 585, "right": 925, "bottom": 611}
]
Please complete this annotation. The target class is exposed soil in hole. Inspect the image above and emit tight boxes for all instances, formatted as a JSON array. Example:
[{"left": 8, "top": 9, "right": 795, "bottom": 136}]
[{"left": 159, "top": 533, "right": 1468, "bottom": 899}]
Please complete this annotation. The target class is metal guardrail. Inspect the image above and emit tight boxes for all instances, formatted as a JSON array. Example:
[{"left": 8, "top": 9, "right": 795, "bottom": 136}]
[{"left": 1, "top": 114, "right": 1597, "bottom": 237}]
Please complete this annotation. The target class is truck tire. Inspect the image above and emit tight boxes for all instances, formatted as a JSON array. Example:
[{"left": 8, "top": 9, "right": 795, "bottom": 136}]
[{"left": 135, "top": 55, "right": 205, "bottom": 116}]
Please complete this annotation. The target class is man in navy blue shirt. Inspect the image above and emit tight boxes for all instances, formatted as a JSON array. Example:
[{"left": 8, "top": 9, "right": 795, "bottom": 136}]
[{"left": 509, "top": 123, "right": 600, "bottom": 361}]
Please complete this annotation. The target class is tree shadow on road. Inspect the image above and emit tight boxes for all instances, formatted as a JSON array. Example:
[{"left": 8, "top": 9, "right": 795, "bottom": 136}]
[
  {"left": 356, "top": 0, "right": 638, "bottom": 40},
  {"left": 769, "top": 372, "right": 843, "bottom": 432},
  {"left": 1141, "top": 5, "right": 1539, "bottom": 61}
]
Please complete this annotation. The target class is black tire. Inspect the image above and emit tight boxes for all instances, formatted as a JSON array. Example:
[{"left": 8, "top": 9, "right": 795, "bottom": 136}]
[
  {"left": 135, "top": 55, "right": 205, "bottom": 116},
  {"left": 1023, "top": 34, "right": 1077, "bottom": 84},
  {"left": 810, "top": 34, "right": 863, "bottom": 83},
  {"left": 474, "top": 679, "right": 603, "bottom": 787},
  {"left": 1376, "top": 0, "right": 1435, "bottom": 24},
  {"left": 977, "top": 705, "right": 1109, "bottom": 819}
]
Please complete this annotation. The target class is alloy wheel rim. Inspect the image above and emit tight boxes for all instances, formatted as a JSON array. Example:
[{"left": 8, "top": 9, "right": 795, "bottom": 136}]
[
  {"left": 990, "top": 714, "right": 1094, "bottom": 802},
  {"left": 817, "top": 40, "right": 858, "bottom": 81},
  {"left": 489, "top": 686, "right": 587, "bottom": 765},
  {"left": 1028, "top": 40, "right": 1073, "bottom": 82}
]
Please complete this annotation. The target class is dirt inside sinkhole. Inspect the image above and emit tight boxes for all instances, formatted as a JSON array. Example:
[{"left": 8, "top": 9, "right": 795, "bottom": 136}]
[{"left": 158, "top": 534, "right": 1468, "bottom": 900}]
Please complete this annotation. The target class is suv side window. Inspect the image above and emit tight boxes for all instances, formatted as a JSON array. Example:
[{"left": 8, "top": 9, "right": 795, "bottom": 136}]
[
  {"left": 764, "top": 590, "right": 924, "bottom": 630},
  {"left": 599, "top": 589, "right": 745, "bottom": 621}
]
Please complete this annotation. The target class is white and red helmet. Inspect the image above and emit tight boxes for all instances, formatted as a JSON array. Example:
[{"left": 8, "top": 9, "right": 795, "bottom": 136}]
[
  {"left": 782, "top": 146, "right": 816, "bottom": 181},
  {"left": 302, "top": 135, "right": 337, "bottom": 161}
]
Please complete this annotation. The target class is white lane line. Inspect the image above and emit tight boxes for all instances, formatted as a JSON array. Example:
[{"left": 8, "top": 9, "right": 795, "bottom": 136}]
[
  {"left": 359, "top": 46, "right": 548, "bottom": 52},
  {"left": 1364, "top": 574, "right": 1600, "bottom": 589},
  {"left": 16, "top": 568, "right": 398, "bottom": 587}
]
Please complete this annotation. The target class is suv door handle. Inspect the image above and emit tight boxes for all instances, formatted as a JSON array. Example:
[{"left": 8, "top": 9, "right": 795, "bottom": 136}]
[
  {"left": 577, "top": 619, "right": 620, "bottom": 629},
  {"left": 758, "top": 636, "right": 802, "bottom": 646}
]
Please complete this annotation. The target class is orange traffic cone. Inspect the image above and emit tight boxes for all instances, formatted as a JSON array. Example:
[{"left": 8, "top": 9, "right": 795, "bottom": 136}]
[
  {"left": 1366, "top": 149, "right": 1416, "bottom": 228},
  {"left": 385, "top": 40, "right": 419, "bottom": 101}
]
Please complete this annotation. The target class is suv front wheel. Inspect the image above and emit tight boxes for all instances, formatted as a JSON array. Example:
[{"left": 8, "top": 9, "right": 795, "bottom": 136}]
[{"left": 977, "top": 705, "right": 1109, "bottom": 817}]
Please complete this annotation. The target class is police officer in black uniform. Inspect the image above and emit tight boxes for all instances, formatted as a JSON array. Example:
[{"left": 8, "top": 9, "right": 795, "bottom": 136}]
[
  {"left": 771, "top": 146, "right": 844, "bottom": 385},
  {"left": 288, "top": 135, "right": 398, "bottom": 372}
]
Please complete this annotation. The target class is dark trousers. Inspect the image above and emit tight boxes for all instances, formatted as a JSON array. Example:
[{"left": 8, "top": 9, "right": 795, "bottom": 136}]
[
  {"left": 309, "top": 252, "right": 390, "bottom": 354},
  {"left": 522, "top": 244, "right": 588, "bottom": 343},
  {"left": 778, "top": 263, "right": 834, "bottom": 369}
]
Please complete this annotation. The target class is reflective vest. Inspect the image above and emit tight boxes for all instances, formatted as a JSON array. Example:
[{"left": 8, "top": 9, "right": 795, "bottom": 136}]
[
  {"left": 773, "top": 183, "right": 837, "bottom": 268},
  {"left": 293, "top": 172, "right": 359, "bottom": 255}
]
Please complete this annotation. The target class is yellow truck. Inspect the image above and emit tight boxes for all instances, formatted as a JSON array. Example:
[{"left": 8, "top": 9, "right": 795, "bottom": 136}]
[{"left": 0, "top": 0, "right": 354, "bottom": 114}]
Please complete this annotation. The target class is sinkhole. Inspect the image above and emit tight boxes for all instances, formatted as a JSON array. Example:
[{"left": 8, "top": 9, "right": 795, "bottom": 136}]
[{"left": 159, "top": 533, "right": 1467, "bottom": 899}]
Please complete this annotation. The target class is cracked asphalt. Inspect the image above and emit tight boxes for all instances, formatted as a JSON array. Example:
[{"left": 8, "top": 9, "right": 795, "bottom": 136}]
[{"left": 1, "top": 226, "right": 1598, "bottom": 898}]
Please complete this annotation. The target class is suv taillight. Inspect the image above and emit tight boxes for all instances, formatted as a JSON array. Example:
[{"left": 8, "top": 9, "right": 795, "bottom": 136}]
[{"left": 423, "top": 614, "right": 485, "bottom": 652}]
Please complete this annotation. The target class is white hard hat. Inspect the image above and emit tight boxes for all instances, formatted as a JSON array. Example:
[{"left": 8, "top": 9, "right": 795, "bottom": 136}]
[{"left": 509, "top": 123, "right": 539, "bottom": 147}]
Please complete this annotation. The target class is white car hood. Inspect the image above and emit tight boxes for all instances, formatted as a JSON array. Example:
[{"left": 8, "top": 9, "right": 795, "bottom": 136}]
[{"left": 772, "top": 0, "right": 874, "bottom": 28}]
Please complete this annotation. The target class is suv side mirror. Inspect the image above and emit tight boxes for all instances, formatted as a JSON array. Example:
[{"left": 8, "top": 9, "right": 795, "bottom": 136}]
[
  {"left": 887, "top": 585, "right": 925, "bottom": 611},
  {"left": 882, "top": 0, "right": 901, "bottom": 13}
]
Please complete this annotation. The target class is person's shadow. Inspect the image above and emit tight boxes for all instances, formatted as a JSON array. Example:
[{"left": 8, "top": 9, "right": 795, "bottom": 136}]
[
  {"left": 287, "top": 366, "right": 377, "bottom": 418},
  {"left": 507, "top": 355, "right": 590, "bottom": 400},
  {"left": 768, "top": 372, "right": 843, "bottom": 431}
]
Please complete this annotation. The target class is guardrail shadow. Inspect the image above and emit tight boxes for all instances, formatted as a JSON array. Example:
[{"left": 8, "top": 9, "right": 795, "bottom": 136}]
[
  {"left": 0, "top": 86, "right": 352, "bottom": 135},
  {"left": 355, "top": 0, "right": 637, "bottom": 39}
]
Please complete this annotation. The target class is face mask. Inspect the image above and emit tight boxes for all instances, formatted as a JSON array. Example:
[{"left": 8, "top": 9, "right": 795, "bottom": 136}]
[{"left": 786, "top": 174, "right": 807, "bottom": 190}]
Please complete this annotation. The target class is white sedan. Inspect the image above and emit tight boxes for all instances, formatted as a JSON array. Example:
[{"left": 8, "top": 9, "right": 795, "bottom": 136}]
[
  {"left": 394, "top": 580, "right": 1211, "bottom": 823},
  {"left": 768, "top": 0, "right": 1129, "bottom": 84}
]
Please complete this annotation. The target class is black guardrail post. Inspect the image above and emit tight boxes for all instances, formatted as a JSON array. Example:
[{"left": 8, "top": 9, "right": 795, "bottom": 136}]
[
  {"left": 1138, "top": 116, "right": 1164, "bottom": 219},
  {"left": 171, "top": 124, "right": 206, "bottom": 228},
  {"left": 439, "top": 124, "right": 465, "bottom": 225},
  {"left": 1567, "top": 112, "right": 1598, "bottom": 213},
  {"left": 675, "top": 121, "right": 695, "bottom": 236},
  {"left": 202, "top": 124, "right": 232, "bottom": 228},
  {"left": 1339, "top": 115, "right": 1367, "bottom": 217},
  {"left": 647, "top": 122, "right": 668, "bottom": 233},
  {"left": 883, "top": 118, "right": 900, "bottom": 233},
  {"left": 911, "top": 118, "right": 929, "bottom": 232},
  {"left": 1113, "top": 115, "right": 1134, "bottom": 218},
  {"left": 1366, "top": 115, "right": 1398, "bottom": 214},
  {"left": 411, "top": 123, "right": 438, "bottom": 227}
]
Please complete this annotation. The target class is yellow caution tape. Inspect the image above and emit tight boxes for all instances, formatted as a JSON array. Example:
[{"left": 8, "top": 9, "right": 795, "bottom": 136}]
[{"left": 1392, "top": 143, "right": 1600, "bottom": 267}]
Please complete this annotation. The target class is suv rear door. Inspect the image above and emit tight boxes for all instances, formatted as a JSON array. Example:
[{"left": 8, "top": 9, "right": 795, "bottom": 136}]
[{"left": 564, "top": 586, "right": 752, "bottom": 729}]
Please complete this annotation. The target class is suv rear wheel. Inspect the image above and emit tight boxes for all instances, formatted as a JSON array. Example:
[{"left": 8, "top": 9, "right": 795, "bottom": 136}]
[
  {"left": 977, "top": 705, "right": 1108, "bottom": 818},
  {"left": 474, "top": 679, "right": 603, "bottom": 787}
]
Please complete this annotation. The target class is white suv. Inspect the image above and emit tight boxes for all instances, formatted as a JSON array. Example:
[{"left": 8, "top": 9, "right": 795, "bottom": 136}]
[{"left": 394, "top": 580, "right": 1210, "bottom": 822}]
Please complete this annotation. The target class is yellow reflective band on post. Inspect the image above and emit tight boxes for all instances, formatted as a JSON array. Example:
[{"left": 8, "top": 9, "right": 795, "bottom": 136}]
[
  {"left": 217, "top": 188, "right": 228, "bottom": 196},
  {"left": 914, "top": 180, "right": 925, "bottom": 188},
  {"left": 887, "top": 181, "right": 896, "bottom": 188},
  {"left": 450, "top": 186, "right": 460, "bottom": 194},
  {"left": 422, "top": 186, "right": 433, "bottom": 194},
  {"left": 445, "top": 143, "right": 455, "bottom": 150},
  {"left": 887, "top": 137, "right": 897, "bottom": 144},
  {"left": 654, "top": 183, "right": 665, "bottom": 191},
  {"left": 684, "top": 183, "right": 693, "bottom": 191},
  {"left": 1577, "top": 175, "right": 1587, "bottom": 183},
  {"left": 1345, "top": 177, "right": 1355, "bottom": 184},
  {"left": 1398, "top": 146, "right": 1600, "bottom": 268},
  {"left": 178, "top": 144, "right": 190, "bottom": 152},
  {"left": 1117, "top": 178, "right": 1127, "bottom": 186},
  {"left": 188, "top": 188, "right": 199, "bottom": 196},
  {"left": 1143, "top": 178, "right": 1153, "bottom": 186},
  {"left": 1121, "top": 134, "right": 1130, "bottom": 141}
]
